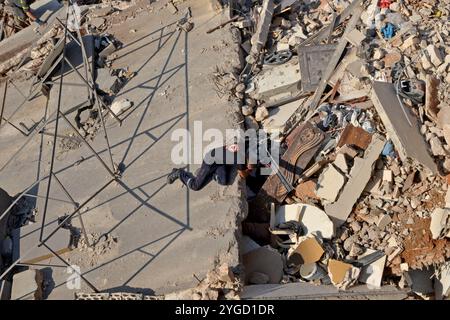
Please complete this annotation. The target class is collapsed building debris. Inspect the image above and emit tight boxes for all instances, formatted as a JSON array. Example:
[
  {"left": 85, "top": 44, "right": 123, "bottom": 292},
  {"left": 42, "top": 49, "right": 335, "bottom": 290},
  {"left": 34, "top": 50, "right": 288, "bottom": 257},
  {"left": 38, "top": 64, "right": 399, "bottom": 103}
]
[
  {"left": 236, "top": 0, "right": 450, "bottom": 300},
  {"left": 1, "top": 0, "right": 449, "bottom": 301}
]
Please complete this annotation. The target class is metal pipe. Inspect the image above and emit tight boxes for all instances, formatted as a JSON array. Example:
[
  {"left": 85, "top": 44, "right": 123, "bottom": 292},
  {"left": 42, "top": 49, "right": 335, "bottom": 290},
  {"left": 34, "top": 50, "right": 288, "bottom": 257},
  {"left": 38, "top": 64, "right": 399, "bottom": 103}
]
[
  {"left": 39, "top": 3, "right": 71, "bottom": 242},
  {"left": 0, "top": 80, "right": 8, "bottom": 128}
]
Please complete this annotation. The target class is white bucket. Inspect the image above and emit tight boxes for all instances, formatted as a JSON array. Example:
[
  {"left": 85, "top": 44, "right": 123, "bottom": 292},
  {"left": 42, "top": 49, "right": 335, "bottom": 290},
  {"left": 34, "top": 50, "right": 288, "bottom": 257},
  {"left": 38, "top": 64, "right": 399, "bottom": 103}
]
[{"left": 300, "top": 263, "right": 327, "bottom": 281}]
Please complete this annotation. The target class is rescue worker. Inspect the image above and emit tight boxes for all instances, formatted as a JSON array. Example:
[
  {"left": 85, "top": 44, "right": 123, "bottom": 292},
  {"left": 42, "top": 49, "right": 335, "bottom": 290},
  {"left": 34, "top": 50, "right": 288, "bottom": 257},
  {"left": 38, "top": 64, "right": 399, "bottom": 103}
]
[
  {"left": 4, "top": 0, "right": 47, "bottom": 29},
  {"left": 167, "top": 142, "right": 256, "bottom": 191}
]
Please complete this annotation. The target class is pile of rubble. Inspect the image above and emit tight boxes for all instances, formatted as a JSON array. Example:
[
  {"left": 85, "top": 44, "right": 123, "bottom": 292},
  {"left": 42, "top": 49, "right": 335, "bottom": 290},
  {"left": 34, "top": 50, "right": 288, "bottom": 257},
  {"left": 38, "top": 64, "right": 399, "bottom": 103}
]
[{"left": 223, "top": 0, "right": 450, "bottom": 299}]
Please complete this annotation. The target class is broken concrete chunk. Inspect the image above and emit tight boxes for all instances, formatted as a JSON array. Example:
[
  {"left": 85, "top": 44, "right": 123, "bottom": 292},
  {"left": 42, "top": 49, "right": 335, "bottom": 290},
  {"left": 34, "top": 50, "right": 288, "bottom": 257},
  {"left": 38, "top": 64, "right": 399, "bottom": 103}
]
[
  {"left": 316, "top": 164, "right": 346, "bottom": 203},
  {"left": 430, "top": 208, "right": 449, "bottom": 240},
  {"left": 243, "top": 247, "right": 283, "bottom": 284},
  {"left": 288, "top": 237, "right": 324, "bottom": 266},
  {"left": 334, "top": 153, "right": 348, "bottom": 173},
  {"left": 344, "top": 29, "right": 366, "bottom": 46},
  {"left": 325, "top": 135, "right": 386, "bottom": 227},
  {"left": 255, "top": 106, "right": 269, "bottom": 122},
  {"left": 358, "top": 249, "right": 386, "bottom": 289},
  {"left": 429, "top": 136, "right": 446, "bottom": 156},
  {"left": 249, "top": 0, "right": 275, "bottom": 60},
  {"left": 426, "top": 44, "right": 444, "bottom": 67},
  {"left": 110, "top": 99, "right": 133, "bottom": 117},
  {"left": 371, "top": 81, "right": 437, "bottom": 173},
  {"left": 250, "top": 56, "right": 301, "bottom": 104},
  {"left": 377, "top": 214, "right": 392, "bottom": 230},
  {"left": 11, "top": 269, "right": 44, "bottom": 300}
]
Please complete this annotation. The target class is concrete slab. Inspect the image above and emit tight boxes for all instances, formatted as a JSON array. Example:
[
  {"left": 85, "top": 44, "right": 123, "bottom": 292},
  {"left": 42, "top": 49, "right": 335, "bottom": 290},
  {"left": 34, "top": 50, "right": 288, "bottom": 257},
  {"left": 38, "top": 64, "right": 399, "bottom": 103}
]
[
  {"left": 0, "top": 0, "right": 64, "bottom": 62},
  {"left": 262, "top": 98, "right": 306, "bottom": 133},
  {"left": 250, "top": 56, "right": 301, "bottom": 104},
  {"left": 241, "top": 283, "right": 408, "bottom": 300},
  {"left": 371, "top": 81, "right": 437, "bottom": 173},
  {"left": 11, "top": 269, "right": 44, "bottom": 300},
  {"left": 0, "top": 0, "right": 245, "bottom": 298},
  {"left": 316, "top": 164, "right": 346, "bottom": 202},
  {"left": 325, "top": 135, "right": 385, "bottom": 227}
]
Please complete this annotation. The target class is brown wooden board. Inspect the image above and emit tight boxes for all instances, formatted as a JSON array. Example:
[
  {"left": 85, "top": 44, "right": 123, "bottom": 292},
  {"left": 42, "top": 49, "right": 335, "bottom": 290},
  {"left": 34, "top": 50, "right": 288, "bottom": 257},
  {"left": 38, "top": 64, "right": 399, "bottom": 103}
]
[{"left": 260, "top": 122, "right": 325, "bottom": 203}]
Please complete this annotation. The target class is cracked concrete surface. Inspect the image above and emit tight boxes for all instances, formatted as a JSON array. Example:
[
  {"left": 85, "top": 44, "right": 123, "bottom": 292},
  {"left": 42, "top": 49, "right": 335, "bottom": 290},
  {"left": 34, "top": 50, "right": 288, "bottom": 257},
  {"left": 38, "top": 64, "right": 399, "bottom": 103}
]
[{"left": 0, "top": 0, "right": 246, "bottom": 299}]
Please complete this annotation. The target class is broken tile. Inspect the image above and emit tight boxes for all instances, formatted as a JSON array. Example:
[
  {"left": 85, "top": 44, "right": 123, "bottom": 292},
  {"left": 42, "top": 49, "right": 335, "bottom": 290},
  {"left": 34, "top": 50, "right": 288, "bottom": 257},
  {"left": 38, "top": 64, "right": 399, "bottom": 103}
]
[
  {"left": 327, "top": 259, "right": 358, "bottom": 288},
  {"left": 316, "top": 164, "right": 346, "bottom": 202}
]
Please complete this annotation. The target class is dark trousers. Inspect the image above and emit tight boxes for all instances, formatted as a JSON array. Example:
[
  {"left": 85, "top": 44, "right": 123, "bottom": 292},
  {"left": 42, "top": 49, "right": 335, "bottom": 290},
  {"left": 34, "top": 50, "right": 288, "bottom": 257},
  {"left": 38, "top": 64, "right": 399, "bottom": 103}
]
[{"left": 179, "top": 162, "right": 228, "bottom": 191}]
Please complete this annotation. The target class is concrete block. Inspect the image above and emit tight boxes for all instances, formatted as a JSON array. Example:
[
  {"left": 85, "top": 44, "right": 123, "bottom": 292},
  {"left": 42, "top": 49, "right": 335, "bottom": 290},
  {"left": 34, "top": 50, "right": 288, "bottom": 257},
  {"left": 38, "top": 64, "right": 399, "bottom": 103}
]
[
  {"left": 262, "top": 98, "right": 306, "bottom": 133},
  {"left": 251, "top": 56, "right": 301, "bottom": 102},
  {"left": 427, "top": 44, "right": 444, "bottom": 67},
  {"left": 325, "top": 135, "right": 385, "bottom": 227},
  {"left": 316, "top": 164, "right": 346, "bottom": 202},
  {"left": 371, "top": 81, "right": 437, "bottom": 173}
]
